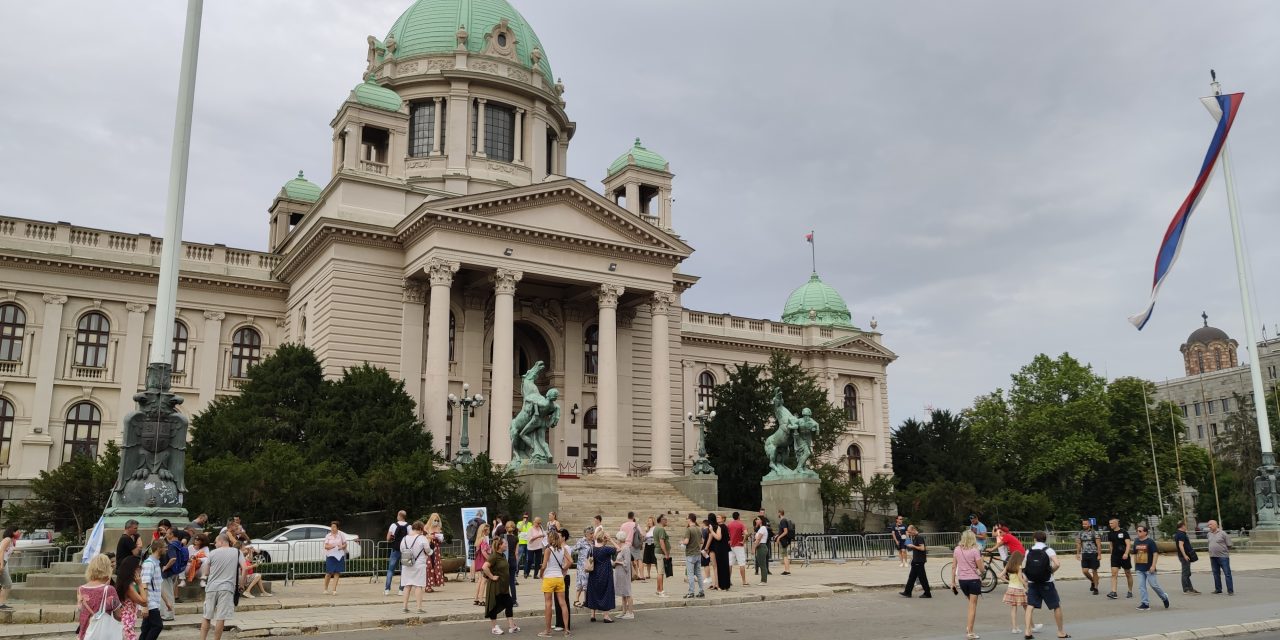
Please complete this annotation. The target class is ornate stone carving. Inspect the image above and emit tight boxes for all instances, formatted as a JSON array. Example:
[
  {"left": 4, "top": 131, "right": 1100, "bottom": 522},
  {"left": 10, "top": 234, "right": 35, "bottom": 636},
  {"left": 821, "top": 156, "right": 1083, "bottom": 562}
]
[
  {"left": 274, "top": 316, "right": 287, "bottom": 328},
  {"left": 471, "top": 60, "right": 499, "bottom": 74},
  {"left": 397, "top": 61, "right": 419, "bottom": 74},
  {"left": 529, "top": 298, "right": 565, "bottom": 332},
  {"left": 618, "top": 307, "right": 636, "bottom": 329},
  {"left": 597, "top": 284, "right": 624, "bottom": 309},
  {"left": 554, "top": 77, "right": 565, "bottom": 97},
  {"left": 650, "top": 291, "right": 674, "bottom": 315},
  {"left": 202, "top": 310, "right": 225, "bottom": 322},
  {"left": 488, "top": 162, "right": 516, "bottom": 174},
  {"left": 493, "top": 268, "right": 523, "bottom": 295},
  {"left": 530, "top": 47, "right": 542, "bottom": 68},
  {"left": 403, "top": 280, "right": 428, "bottom": 303},
  {"left": 426, "top": 58, "right": 455, "bottom": 72},
  {"left": 482, "top": 18, "right": 519, "bottom": 61},
  {"left": 764, "top": 389, "right": 819, "bottom": 480},
  {"left": 426, "top": 258, "right": 460, "bottom": 287},
  {"left": 42, "top": 294, "right": 67, "bottom": 306},
  {"left": 456, "top": 24, "right": 469, "bottom": 49},
  {"left": 509, "top": 361, "right": 558, "bottom": 469},
  {"left": 506, "top": 67, "right": 531, "bottom": 83},
  {"left": 125, "top": 302, "right": 150, "bottom": 314}
]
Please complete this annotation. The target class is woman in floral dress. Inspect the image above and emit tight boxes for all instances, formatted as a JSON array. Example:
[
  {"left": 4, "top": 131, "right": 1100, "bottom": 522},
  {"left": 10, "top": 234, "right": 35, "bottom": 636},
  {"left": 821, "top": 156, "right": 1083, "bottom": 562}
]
[
  {"left": 115, "top": 555, "right": 146, "bottom": 640},
  {"left": 426, "top": 513, "right": 445, "bottom": 590},
  {"left": 571, "top": 527, "right": 593, "bottom": 607}
]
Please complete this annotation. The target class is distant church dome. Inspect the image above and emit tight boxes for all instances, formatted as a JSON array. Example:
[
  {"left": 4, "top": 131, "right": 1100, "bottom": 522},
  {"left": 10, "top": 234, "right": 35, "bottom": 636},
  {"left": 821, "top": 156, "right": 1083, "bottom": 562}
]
[
  {"left": 381, "top": 0, "right": 553, "bottom": 85},
  {"left": 781, "top": 273, "right": 855, "bottom": 328},
  {"left": 607, "top": 138, "right": 669, "bottom": 176},
  {"left": 1180, "top": 312, "right": 1238, "bottom": 376}
]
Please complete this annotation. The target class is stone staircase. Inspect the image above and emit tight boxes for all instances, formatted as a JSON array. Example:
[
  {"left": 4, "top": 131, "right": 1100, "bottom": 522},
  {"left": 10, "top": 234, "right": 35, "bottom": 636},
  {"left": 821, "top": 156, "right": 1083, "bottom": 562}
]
[{"left": 554, "top": 476, "right": 713, "bottom": 535}]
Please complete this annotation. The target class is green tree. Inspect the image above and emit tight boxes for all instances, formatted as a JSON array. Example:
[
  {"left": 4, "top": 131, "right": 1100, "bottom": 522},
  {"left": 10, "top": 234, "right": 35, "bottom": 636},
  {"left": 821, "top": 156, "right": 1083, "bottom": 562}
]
[
  {"left": 891, "top": 410, "right": 998, "bottom": 495},
  {"left": 2, "top": 442, "right": 120, "bottom": 539},
  {"left": 849, "top": 472, "right": 897, "bottom": 532},
  {"left": 310, "top": 363, "right": 435, "bottom": 475},
  {"left": 816, "top": 462, "right": 852, "bottom": 530},
  {"left": 187, "top": 442, "right": 357, "bottom": 528},
  {"left": 445, "top": 452, "right": 527, "bottom": 524},
  {"left": 705, "top": 361, "right": 772, "bottom": 510}
]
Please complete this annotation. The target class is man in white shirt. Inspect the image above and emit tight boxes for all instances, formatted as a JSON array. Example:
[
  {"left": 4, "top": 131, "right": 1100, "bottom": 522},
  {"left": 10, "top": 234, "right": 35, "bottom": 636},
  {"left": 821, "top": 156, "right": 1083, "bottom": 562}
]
[
  {"left": 1024, "top": 531, "right": 1068, "bottom": 639},
  {"left": 385, "top": 511, "right": 410, "bottom": 596}
]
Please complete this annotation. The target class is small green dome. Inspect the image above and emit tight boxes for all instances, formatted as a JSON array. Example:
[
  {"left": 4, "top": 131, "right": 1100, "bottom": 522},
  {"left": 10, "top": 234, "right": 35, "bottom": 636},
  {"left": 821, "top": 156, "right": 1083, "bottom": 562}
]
[
  {"left": 781, "top": 273, "right": 855, "bottom": 328},
  {"left": 352, "top": 75, "right": 403, "bottom": 112},
  {"left": 282, "top": 170, "right": 321, "bottom": 203},
  {"left": 607, "top": 138, "right": 669, "bottom": 176},
  {"left": 383, "top": 0, "right": 553, "bottom": 86}
]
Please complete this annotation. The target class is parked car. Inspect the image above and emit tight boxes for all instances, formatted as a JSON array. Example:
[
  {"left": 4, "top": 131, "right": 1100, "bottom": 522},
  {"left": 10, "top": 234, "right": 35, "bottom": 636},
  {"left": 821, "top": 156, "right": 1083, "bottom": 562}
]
[
  {"left": 248, "top": 524, "right": 360, "bottom": 564},
  {"left": 15, "top": 529, "right": 55, "bottom": 548}
]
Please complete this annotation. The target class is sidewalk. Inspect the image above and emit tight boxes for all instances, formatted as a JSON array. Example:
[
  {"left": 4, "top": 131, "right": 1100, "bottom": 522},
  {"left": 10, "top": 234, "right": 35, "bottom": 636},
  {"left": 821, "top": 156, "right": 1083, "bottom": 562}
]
[{"left": 6, "top": 554, "right": 1279, "bottom": 639}]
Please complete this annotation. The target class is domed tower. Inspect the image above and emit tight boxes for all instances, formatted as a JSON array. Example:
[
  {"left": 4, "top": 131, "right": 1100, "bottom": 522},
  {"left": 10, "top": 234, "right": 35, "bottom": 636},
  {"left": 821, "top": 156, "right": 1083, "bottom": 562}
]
[
  {"left": 268, "top": 171, "right": 321, "bottom": 252},
  {"left": 602, "top": 138, "right": 674, "bottom": 231},
  {"left": 1181, "top": 312, "right": 1239, "bottom": 375},
  {"left": 331, "top": 0, "right": 575, "bottom": 195},
  {"left": 781, "top": 273, "right": 857, "bottom": 329}
]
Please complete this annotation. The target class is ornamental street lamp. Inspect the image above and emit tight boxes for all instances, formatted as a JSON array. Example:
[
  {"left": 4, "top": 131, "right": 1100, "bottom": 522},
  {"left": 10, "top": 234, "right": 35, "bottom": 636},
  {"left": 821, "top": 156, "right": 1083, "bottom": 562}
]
[
  {"left": 688, "top": 402, "right": 716, "bottom": 475},
  {"left": 449, "top": 382, "right": 486, "bottom": 467}
]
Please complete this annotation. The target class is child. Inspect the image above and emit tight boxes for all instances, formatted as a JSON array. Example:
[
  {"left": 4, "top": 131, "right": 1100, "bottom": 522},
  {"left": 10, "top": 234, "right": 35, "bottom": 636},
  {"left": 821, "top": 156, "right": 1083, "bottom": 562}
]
[{"left": 1001, "top": 551, "right": 1028, "bottom": 635}]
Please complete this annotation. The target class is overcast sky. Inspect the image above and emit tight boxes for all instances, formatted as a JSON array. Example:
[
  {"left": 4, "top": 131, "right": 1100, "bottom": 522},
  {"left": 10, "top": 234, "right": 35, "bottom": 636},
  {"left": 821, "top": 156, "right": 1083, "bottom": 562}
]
[{"left": 4, "top": 1, "right": 1280, "bottom": 427}]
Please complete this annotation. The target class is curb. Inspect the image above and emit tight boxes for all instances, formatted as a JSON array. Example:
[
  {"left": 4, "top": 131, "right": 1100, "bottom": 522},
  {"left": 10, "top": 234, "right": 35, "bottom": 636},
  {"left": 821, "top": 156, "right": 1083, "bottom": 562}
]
[{"left": 1115, "top": 619, "right": 1280, "bottom": 640}]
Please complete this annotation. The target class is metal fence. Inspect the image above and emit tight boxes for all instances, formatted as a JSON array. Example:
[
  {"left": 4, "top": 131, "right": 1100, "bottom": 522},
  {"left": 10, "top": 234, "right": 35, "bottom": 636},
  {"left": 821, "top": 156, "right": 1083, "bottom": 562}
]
[{"left": 250, "top": 538, "right": 470, "bottom": 585}]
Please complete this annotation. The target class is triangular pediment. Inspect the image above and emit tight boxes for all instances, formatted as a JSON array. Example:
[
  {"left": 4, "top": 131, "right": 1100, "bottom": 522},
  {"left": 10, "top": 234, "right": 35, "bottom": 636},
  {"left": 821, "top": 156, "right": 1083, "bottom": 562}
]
[
  {"left": 825, "top": 335, "right": 899, "bottom": 361},
  {"left": 419, "top": 179, "right": 693, "bottom": 257}
]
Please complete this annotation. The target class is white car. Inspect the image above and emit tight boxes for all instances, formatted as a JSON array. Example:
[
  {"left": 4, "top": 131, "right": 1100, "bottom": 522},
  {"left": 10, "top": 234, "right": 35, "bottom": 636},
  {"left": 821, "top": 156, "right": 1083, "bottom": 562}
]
[
  {"left": 248, "top": 524, "right": 360, "bottom": 564},
  {"left": 15, "top": 529, "right": 55, "bottom": 548}
]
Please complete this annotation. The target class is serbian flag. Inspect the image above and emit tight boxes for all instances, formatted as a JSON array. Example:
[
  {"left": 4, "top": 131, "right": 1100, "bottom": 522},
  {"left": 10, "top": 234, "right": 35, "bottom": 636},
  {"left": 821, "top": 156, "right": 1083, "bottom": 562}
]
[
  {"left": 805, "top": 231, "right": 814, "bottom": 243},
  {"left": 1129, "top": 92, "right": 1244, "bottom": 330}
]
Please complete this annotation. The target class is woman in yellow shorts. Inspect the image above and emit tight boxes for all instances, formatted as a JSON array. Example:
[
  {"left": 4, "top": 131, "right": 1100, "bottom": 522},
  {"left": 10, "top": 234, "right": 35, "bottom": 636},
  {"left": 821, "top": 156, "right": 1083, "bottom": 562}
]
[{"left": 539, "top": 530, "right": 572, "bottom": 637}]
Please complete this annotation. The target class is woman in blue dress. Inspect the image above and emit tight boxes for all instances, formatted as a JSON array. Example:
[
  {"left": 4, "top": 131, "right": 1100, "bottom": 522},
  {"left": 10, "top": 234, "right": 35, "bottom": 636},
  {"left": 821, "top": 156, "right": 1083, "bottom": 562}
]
[{"left": 584, "top": 532, "right": 617, "bottom": 622}]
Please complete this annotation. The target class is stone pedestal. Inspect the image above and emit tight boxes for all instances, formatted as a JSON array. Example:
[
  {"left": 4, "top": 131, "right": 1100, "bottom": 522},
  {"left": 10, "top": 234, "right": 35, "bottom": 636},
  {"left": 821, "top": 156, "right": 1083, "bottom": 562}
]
[
  {"left": 761, "top": 476, "right": 823, "bottom": 535},
  {"left": 1250, "top": 528, "right": 1280, "bottom": 548},
  {"left": 667, "top": 474, "right": 718, "bottom": 511},
  {"left": 514, "top": 465, "right": 559, "bottom": 521}
]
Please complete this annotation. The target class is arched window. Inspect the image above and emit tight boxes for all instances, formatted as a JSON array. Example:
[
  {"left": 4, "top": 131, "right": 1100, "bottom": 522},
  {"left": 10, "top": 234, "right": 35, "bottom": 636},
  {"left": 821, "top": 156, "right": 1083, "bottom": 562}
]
[
  {"left": 697, "top": 371, "right": 716, "bottom": 410},
  {"left": 448, "top": 312, "right": 456, "bottom": 362},
  {"left": 171, "top": 321, "right": 189, "bottom": 373},
  {"left": 0, "top": 304, "right": 26, "bottom": 362},
  {"left": 847, "top": 444, "right": 863, "bottom": 483},
  {"left": 64, "top": 402, "right": 101, "bottom": 461},
  {"left": 230, "top": 327, "right": 262, "bottom": 379},
  {"left": 843, "top": 384, "right": 858, "bottom": 422},
  {"left": 584, "top": 325, "right": 599, "bottom": 375},
  {"left": 75, "top": 312, "right": 111, "bottom": 368},
  {"left": 582, "top": 407, "right": 598, "bottom": 467},
  {"left": 0, "top": 398, "right": 14, "bottom": 466}
]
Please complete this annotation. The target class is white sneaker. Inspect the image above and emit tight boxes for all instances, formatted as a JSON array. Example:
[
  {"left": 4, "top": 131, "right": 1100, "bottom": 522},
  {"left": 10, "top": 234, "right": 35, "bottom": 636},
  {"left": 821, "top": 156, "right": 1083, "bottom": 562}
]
[
  {"left": 1032, "top": 624, "right": 1044, "bottom": 632},
  {"left": 657, "top": 591, "right": 667, "bottom": 598},
  {"left": 243, "top": 593, "right": 256, "bottom": 599},
  {"left": 621, "top": 612, "right": 635, "bottom": 620},
  {"left": 384, "top": 589, "right": 391, "bottom": 596}
]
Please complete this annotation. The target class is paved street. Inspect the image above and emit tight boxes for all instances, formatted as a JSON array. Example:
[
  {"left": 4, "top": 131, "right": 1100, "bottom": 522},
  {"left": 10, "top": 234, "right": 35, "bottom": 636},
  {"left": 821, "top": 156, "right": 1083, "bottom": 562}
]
[{"left": 324, "top": 570, "right": 1280, "bottom": 640}]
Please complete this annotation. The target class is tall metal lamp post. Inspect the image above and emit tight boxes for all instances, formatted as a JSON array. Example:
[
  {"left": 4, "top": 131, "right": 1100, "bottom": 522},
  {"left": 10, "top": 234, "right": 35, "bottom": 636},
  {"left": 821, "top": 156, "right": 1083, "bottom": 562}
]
[
  {"left": 449, "top": 383, "right": 485, "bottom": 467},
  {"left": 688, "top": 403, "right": 716, "bottom": 475}
]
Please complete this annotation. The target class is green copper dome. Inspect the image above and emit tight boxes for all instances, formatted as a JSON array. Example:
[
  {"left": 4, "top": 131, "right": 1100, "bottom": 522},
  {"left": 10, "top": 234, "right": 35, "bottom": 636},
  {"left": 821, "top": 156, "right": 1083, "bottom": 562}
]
[
  {"left": 781, "top": 273, "right": 855, "bottom": 328},
  {"left": 383, "top": 0, "right": 553, "bottom": 86},
  {"left": 607, "top": 138, "right": 669, "bottom": 176},
  {"left": 281, "top": 171, "right": 321, "bottom": 203},
  {"left": 352, "top": 75, "right": 404, "bottom": 112}
]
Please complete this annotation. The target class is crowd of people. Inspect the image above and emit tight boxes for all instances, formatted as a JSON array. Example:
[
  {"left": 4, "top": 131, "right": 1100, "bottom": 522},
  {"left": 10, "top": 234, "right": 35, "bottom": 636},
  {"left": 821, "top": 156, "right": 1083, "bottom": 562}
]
[
  {"left": 894, "top": 513, "right": 1238, "bottom": 640},
  {"left": 376, "top": 508, "right": 797, "bottom": 637}
]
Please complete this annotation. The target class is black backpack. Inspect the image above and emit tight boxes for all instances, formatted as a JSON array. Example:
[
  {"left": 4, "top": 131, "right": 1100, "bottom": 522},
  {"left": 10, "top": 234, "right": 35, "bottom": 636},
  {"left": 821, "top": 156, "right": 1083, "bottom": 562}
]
[
  {"left": 392, "top": 522, "right": 410, "bottom": 548},
  {"left": 1023, "top": 547, "right": 1053, "bottom": 583}
]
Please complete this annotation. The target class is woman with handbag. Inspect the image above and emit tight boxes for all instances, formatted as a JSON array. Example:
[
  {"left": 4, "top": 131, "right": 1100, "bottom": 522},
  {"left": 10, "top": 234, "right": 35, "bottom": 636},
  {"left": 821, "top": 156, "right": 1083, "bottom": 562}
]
[
  {"left": 483, "top": 535, "right": 519, "bottom": 635},
  {"left": 400, "top": 521, "right": 429, "bottom": 614},
  {"left": 584, "top": 532, "right": 616, "bottom": 623},
  {"left": 77, "top": 554, "right": 123, "bottom": 640},
  {"left": 538, "top": 530, "right": 571, "bottom": 638}
]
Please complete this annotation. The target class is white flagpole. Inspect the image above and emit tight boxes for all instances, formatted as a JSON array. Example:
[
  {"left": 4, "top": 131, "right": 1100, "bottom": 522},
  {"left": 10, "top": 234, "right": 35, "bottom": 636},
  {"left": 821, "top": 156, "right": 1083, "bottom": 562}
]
[{"left": 1209, "top": 75, "right": 1277, "bottom": 531}]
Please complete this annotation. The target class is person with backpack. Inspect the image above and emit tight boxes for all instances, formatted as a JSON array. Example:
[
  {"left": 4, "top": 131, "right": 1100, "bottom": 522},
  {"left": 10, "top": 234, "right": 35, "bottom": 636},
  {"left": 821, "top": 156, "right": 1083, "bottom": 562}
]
[
  {"left": 899, "top": 525, "right": 930, "bottom": 598},
  {"left": 628, "top": 513, "right": 645, "bottom": 581},
  {"left": 399, "top": 521, "right": 429, "bottom": 614},
  {"left": 385, "top": 510, "right": 410, "bottom": 596},
  {"left": 1173, "top": 521, "right": 1199, "bottom": 594},
  {"left": 160, "top": 529, "right": 188, "bottom": 621},
  {"left": 1022, "top": 531, "right": 1069, "bottom": 640}
]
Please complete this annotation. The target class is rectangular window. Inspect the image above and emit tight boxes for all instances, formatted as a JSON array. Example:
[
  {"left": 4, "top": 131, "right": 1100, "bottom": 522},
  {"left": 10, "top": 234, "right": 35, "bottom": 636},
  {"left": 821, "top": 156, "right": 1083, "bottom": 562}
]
[
  {"left": 409, "top": 102, "right": 436, "bottom": 157},
  {"left": 1211, "top": 423, "right": 1218, "bottom": 437},
  {"left": 1221, "top": 397, "right": 1230, "bottom": 412},
  {"left": 472, "top": 101, "right": 515, "bottom": 162},
  {"left": 1180, "top": 404, "right": 1188, "bottom": 417},
  {"left": 546, "top": 130, "right": 557, "bottom": 174},
  {"left": 1194, "top": 402, "right": 1201, "bottom": 416},
  {"left": 1208, "top": 400, "right": 1216, "bottom": 414},
  {"left": 1196, "top": 425, "right": 1204, "bottom": 439},
  {"left": 1270, "top": 365, "right": 1277, "bottom": 379}
]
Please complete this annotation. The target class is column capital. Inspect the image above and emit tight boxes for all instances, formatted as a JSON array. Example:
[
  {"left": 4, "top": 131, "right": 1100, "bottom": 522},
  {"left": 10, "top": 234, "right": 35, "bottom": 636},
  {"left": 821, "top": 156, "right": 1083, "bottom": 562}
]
[
  {"left": 433, "top": 96, "right": 443, "bottom": 103},
  {"left": 650, "top": 291, "right": 675, "bottom": 315},
  {"left": 426, "top": 258, "right": 460, "bottom": 287},
  {"left": 493, "top": 268, "right": 523, "bottom": 295},
  {"left": 202, "top": 310, "right": 226, "bottom": 322},
  {"left": 515, "top": 107, "right": 526, "bottom": 115},
  {"left": 597, "top": 284, "right": 625, "bottom": 309},
  {"left": 477, "top": 97, "right": 488, "bottom": 105},
  {"left": 42, "top": 294, "right": 67, "bottom": 306},
  {"left": 125, "top": 302, "right": 150, "bottom": 315},
  {"left": 403, "top": 280, "right": 428, "bottom": 303}
]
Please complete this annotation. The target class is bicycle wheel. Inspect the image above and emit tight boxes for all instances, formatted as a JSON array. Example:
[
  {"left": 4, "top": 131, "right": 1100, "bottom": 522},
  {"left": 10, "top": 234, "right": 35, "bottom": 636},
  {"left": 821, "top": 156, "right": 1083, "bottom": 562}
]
[{"left": 940, "top": 561, "right": 955, "bottom": 590}]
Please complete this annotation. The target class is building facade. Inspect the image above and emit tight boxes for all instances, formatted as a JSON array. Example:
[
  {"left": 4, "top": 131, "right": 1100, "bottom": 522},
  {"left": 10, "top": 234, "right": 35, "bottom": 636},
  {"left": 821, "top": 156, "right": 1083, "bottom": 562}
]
[{"left": 0, "top": 0, "right": 896, "bottom": 504}]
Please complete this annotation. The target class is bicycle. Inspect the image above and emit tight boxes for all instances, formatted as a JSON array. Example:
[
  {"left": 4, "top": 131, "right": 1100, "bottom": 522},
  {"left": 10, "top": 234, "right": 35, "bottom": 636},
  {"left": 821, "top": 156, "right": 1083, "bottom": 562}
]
[
  {"left": 940, "top": 552, "right": 1004, "bottom": 594},
  {"left": 788, "top": 535, "right": 813, "bottom": 568}
]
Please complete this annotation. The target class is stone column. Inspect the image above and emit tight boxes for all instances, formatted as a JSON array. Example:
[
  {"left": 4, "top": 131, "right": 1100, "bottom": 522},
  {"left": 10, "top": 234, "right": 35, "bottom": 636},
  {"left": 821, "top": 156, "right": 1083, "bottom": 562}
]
[
  {"left": 117, "top": 302, "right": 149, "bottom": 429},
  {"left": 649, "top": 292, "right": 674, "bottom": 476},
  {"left": 487, "top": 268, "right": 522, "bottom": 463},
  {"left": 198, "top": 311, "right": 224, "bottom": 404},
  {"left": 474, "top": 98, "right": 487, "bottom": 158},
  {"left": 431, "top": 97, "right": 443, "bottom": 155},
  {"left": 872, "top": 376, "right": 887, "bottom": 474},
  {"left": 530, "top": 102, "right": 549, "bottom": 180},
  {"left": 623, "top": 182, "right": 641, "bottom": 216},
  {"left": 400, "top": 281, "right": 427, "bottom": 415},
  {"left": 20, "top": 294, "right": 66, "bottom": 477},
  {"left": 424, "top": 258, "right": 459, "bottom": 450},
  {"left": 659, "top": 187, "right": 672, "bottom": 230},
  {"left": 594, "top": 284, "right": 624, "bottom": 476},
  {"left": 446, "top": 84, "right": 470, "bottom": 173},
  {"left": 513, "top": 108, "right": 525, "bottom": 164}
]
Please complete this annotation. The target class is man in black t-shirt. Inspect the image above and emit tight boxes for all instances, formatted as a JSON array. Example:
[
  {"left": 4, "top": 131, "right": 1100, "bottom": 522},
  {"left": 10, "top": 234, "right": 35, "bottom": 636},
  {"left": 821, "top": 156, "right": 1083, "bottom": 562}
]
[
  {"left": 899, "top": 525, "right": 931, "bottom": 598},
  {"left": 116, "top": 519, "right": 142, "bottom": 560},
  {"left": 776, "top": 510, "right": 794, "bottom": 575},
  {"left": 1105, "top": 518, "right": 1133, "bottom": 599}
]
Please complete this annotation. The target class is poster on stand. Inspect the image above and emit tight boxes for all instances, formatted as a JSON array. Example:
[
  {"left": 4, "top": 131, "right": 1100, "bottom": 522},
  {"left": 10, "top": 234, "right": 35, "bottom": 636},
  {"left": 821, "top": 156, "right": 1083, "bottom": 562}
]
[{"left": 461, "top": 507, "right": 488, "bottom": 562}]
